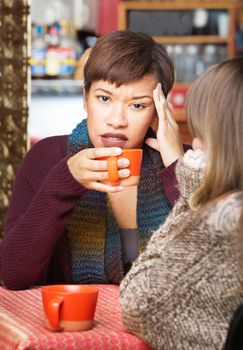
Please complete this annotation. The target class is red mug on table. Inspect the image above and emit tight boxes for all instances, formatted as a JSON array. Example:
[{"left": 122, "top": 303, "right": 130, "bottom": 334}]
[
  {"left": 41, "top": 285, "right": 99, "bottom": 332},
  {"left": 99, "top": 149, "right": 143, "bottom": 187}
]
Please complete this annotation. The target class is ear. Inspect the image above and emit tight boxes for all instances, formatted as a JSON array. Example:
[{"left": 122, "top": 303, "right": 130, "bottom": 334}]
[
  {"left": 83, "top": 86, "right": 87, "bottom": 112},
  {"left": 192, "top": 137, "right": 205, "bottom": 151}
]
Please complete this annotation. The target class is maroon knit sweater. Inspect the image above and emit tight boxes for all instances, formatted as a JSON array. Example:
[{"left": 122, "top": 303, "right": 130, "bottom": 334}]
[{"left": 0, "top": 135, "right": 180, "bottom": 290}]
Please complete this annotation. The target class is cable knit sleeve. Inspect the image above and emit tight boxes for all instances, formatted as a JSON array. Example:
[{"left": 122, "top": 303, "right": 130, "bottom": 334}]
[
  {"left": 160, "top": 144, "right": 192, "bottom": 207},
  {"left": 0, "top": 136, "right": 87, "bottom": 290},
  {"left": 120, "top": 209, "right": 242, "bottom": 349}
]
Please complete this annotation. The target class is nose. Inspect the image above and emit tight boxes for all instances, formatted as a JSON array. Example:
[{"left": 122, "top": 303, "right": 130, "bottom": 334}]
[{"left": 106, "top": 105, "right": 128, "bottom": 129}]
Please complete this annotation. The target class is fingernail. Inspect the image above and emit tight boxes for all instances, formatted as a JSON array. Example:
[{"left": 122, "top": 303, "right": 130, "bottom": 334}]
[
  {"left": 114, "top": 148, "right": 122, "bottom": 155},
  {"left": 122, "top": 169, "right": 130, "bottom": 177},
  {"left": 119, "top": 158, "right": 130, "bottom": 167}
]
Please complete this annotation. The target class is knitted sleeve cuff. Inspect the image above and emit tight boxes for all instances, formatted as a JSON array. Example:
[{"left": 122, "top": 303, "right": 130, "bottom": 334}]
[
  {"left": 176, "top": 154, "right": 204, "bottom": 201},
  {"left": 159, "top": 144, "right": 193, "bottom": 207},
  {"left": 160, "top": 160, "right": 180, "bottom": 207}
]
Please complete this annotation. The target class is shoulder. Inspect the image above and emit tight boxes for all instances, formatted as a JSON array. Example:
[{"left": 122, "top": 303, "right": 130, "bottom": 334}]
[
  {"left": 30, "top": 135, "right": 68, "bottom": 158},
  {"left": 24, "top": 135, "right": 68, "bottom": 166},
  {"left": 16, "top": 135, "right": 69, "bottom": 182},
  {"left": 204, "top": 191, "right": 243, "bottom": 234}
]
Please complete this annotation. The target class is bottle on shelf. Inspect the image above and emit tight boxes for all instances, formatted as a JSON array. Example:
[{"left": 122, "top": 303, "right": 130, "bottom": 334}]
[
  {"left": 203, "top": 44, "right": 218, "bottom": 70},
  {"left": 192, "top": 8, "right": 209, "bottom": 35},
  {"left": 194, "top": 46, "right": 205, "bottom": 79},
  {"left": 31, "top": 24, "right": 47, "bottom": 79},
  {"left": 182, "top": 45, "right": 199, "bottom": 82},
  {"left": 172, "top": 45, "right": 185, "bottom": 83},
  {"left": 31, "top": 18, "right": 79, "bottom": 81},
  {"left": 59, "top": 21, "right": 76, "bottom": 78},
  {"left": 45, "top": 23, "right": 61, "bottom": 79}
]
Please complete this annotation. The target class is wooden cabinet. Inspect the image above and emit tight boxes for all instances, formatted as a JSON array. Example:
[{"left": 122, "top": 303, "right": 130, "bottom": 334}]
[
  {"left": 119, "top": 1, "right": 238, "bottom": 57},
  {"left": 118, "top": 0, "right": 242, "bottom": 144}
]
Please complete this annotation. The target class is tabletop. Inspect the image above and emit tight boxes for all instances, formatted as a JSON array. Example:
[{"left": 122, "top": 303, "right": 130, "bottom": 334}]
[{"left": 0, "top": 284, "right": 152, "bottom": 350}]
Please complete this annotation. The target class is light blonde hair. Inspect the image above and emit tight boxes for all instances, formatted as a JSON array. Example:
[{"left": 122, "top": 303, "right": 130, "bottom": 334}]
[
  {"left": 187, "top": 58, "right": 243, "bottom": 211},
  {"left": 186, "top": 65, "right": 217, "bottom": 141},
  {"left": 186, "top": 58, "right": 243, "bottom": 288}
]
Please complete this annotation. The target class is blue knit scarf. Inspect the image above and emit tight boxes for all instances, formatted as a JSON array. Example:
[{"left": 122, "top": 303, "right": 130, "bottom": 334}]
[{"left": 67, "top": 119, "right": 171, "bottom": 284}]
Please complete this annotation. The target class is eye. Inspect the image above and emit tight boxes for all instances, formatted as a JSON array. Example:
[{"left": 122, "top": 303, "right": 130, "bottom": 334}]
[
  {"left": 130, "top": 103, "right": 146, "bottom": 110},
  {"left": 97, "top": 95, "right": 110, "bottom": 103}
]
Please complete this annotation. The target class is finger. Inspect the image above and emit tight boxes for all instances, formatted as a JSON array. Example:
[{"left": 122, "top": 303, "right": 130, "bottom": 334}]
[
  {"left": 79, "top": 169, "right": 107, "bottom": 183},
  {"left": 157, "top": 83, "right": 171, "bottom": 112},
  {"left": 87, "top": 156, "right": 130, "bottom": 173},
  {"left": 86, "top": 167, "right": 130, "bottom": 182},
  {"left": 145, "top": 137, "right": 160, "bottom": 152},
  {"left": 118, "top": 168, "right": 130, "bottom": 178},
  {"left": 90, "top": 181, "right": 124, "bottom": 193},
  {"left": 153, "top": 87, "right": 163, "bottom": 114},
  {"left": 104, "top": 168, "right": 130, "bottom": 182},
  {"left": 154, "top": 84, "right": 178, "bottom": 129},
  {"left": 117, "top": 158, "right": 130, "bottom": 168},
  {"left": 153, "top": 86, "right": 166, "bottom": 122},
  {"left": 158, "top": 82, "right": 165, "bottom": 98},
  {"left": 156, "top": 83, "right": 167, "bottom": 104},
  {"left": 87, "top": 159, "right": 109, "bottom": 171},
  {"left": 163, "top": 103, "right": 179, "bottom": 129},
  {"left": 86, "top": 147, "right": 122, "bottom": 160}
]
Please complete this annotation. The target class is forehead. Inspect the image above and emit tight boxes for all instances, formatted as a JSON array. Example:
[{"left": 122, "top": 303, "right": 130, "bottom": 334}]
[{"left": 90, "top": 74, "right": 158, "bottom": 96}]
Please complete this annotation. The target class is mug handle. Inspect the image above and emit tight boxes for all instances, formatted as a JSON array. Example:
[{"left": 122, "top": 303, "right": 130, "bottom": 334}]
[
  {"left": 107, "top": 157, "right": 120, "bottom": 183},
  {"left": 47, "top": 296, "right": 64, "bottom": 331}
]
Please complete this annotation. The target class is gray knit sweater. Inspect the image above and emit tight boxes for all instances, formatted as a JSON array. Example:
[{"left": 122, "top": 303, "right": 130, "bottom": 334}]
[{"left": 120, "top": 151, "right": 243, "bottom": 350}]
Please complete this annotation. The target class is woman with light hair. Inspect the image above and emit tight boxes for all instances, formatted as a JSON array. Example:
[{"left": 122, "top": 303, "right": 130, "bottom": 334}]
[{"left": 120, "top": 58, "right": 243, "bottom": 350}]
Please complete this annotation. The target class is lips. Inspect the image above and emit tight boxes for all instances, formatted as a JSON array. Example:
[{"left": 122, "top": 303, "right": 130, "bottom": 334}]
[{"left": 100, "top": 133, "right": 128, "bottom": 148}]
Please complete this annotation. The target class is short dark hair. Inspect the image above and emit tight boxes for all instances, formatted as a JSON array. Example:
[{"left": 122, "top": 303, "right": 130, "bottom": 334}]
[{"left": 84, "top": 30, "right": 174, "bottom": 97}]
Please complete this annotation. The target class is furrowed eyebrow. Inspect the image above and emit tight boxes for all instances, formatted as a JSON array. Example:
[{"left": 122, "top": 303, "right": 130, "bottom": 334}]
[
  {"left": 132, "top": 95, "right": 153, "bottom": 100},
  {"left": 94, "top": 88, "right": 153, "bottom": 100},
  {"left": 94, "top": 88, "right": 112, "bottom": 95}
]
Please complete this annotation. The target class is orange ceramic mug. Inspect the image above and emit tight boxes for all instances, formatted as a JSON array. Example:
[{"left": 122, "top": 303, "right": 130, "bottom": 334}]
[
  {"left": 41, "top": 285, "right": 99, "bottom": 332},
  {"left": 99, "top": 149, "right": 143, "bottom": 186}
]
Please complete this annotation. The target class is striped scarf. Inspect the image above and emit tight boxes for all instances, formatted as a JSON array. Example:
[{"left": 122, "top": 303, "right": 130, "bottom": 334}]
[{"left": 67, "top": 119, "right": 171, "bottom": 284}]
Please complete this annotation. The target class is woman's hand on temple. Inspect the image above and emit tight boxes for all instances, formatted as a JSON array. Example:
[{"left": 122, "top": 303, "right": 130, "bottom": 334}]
[
  {"left": 67, "top": 147, "right": 130, "bottom": 192},
  {"left": 146, "top": 83, "right": 184, "bottom": 167}
]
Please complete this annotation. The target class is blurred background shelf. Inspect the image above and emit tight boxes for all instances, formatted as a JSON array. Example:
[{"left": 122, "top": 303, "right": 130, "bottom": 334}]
[
  {"left": 31, "top": 79, "right": 83, "bottom": 95},
  {"left": 154, "top": 35, "right": 230, "bottom": 44},
  {"left": 119, "top": 0, "right": 243, "bottom": 144},
  {"left": 29, "top": 0, "right": 243, "bottom": 145}
]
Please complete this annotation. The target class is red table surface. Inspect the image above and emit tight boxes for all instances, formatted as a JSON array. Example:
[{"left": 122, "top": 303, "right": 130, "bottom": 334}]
[{"left": 0, "top": 284, "right": 152, "bottom": 350}]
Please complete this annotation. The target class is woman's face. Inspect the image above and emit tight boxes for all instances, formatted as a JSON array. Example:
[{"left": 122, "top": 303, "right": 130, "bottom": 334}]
[{"left": 84, "top": 74, "right": 157, "bottom": 149}]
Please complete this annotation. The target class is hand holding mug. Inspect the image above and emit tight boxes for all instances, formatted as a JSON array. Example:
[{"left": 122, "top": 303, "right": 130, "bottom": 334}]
[
  {"left": 67, "top": 147, "right": 129, "bottom": 193},
  {"left": 67, "top": 147, "right": 143, "bottom": 192}
]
